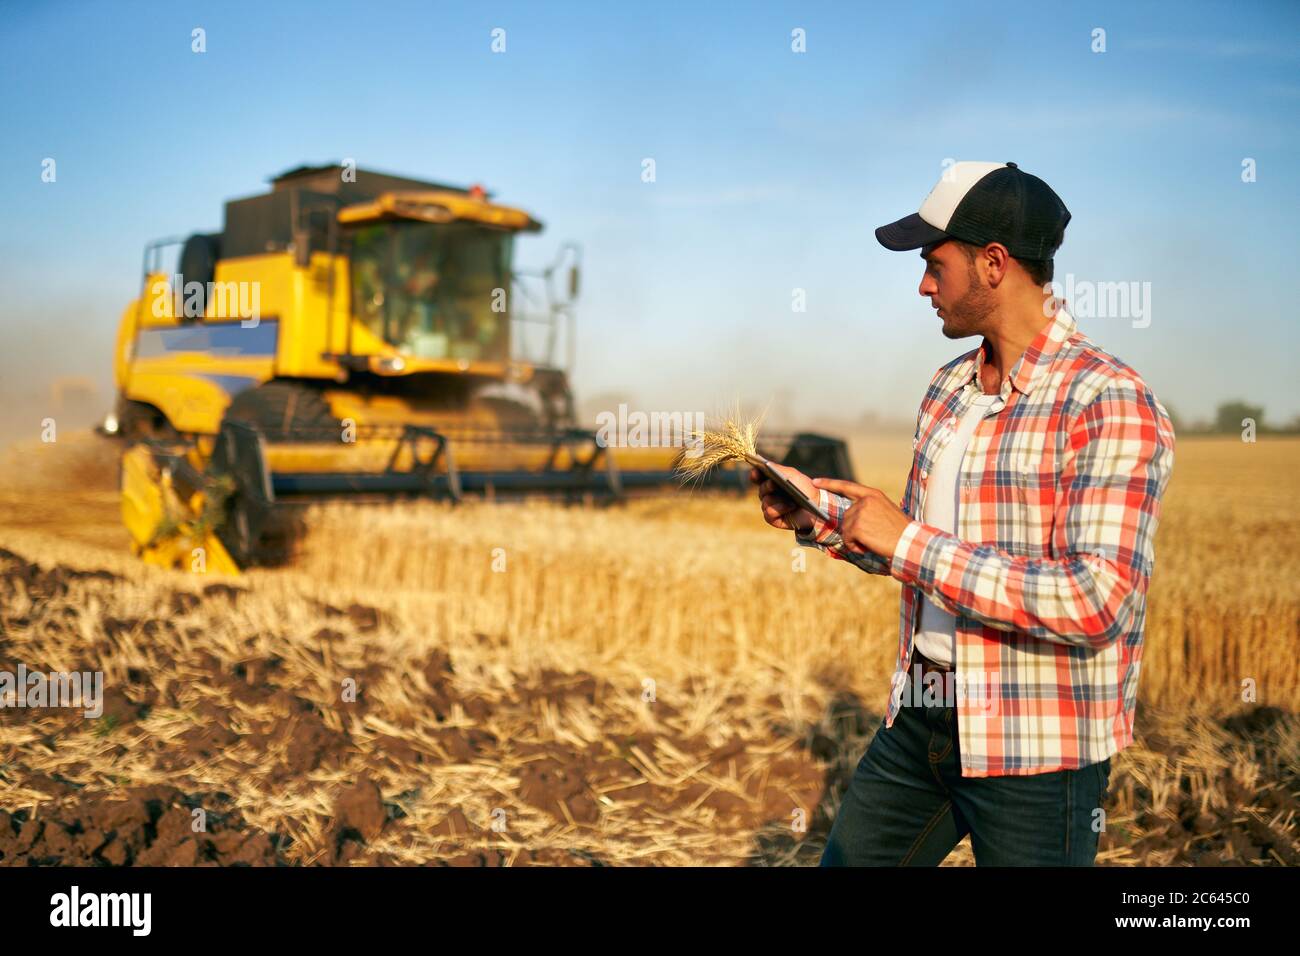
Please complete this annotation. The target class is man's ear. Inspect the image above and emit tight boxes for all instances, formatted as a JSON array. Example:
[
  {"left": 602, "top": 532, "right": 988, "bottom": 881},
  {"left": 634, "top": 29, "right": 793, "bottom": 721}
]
[{"left": 982, "top": 243, "right": 1011, "bottom": 288}]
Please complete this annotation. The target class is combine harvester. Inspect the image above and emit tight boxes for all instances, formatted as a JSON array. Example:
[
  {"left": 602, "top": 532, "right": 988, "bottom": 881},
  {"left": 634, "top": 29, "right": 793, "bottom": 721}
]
[{"left": 109, "top": 165, "right": 853, "bottom": 572}]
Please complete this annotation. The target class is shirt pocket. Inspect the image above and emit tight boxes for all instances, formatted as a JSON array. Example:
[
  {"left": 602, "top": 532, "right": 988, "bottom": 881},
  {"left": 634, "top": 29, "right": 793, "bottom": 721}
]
[{"left": 1003, "top": 442, "right": 1054, "bottom": 553}]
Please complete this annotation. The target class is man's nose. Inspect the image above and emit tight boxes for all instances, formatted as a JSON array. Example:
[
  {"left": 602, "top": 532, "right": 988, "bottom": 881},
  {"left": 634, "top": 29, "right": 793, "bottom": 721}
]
[{"left": 919, "top": 273, "right": 938, "bottom": 297}]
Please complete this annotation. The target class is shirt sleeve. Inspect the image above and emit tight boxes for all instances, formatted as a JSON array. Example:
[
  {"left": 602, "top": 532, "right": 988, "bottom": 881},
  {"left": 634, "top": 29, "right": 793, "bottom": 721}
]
[
  {"left": 794, "top": 488, "right": 893, "bottom": 576},
  {"left": 887, "top": 380, "right": 1175, "bottom": 649}
]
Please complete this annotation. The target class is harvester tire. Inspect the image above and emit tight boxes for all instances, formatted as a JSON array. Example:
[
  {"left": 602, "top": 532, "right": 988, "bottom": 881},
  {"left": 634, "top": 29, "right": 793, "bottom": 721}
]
[
  {"left": 207, "top": 420, "right": 299, "bottom": 568},
  {"left": 177, "top": 233, "right": 221, "bottom": 307},
  {"left": 222, "top": 382, "right": 340, "bottom": 442}
]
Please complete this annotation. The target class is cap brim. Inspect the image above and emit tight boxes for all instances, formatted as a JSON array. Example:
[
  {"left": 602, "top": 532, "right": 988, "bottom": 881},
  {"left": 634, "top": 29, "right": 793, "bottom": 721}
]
[{"left": 875, "top": 212, "right": 950, "bottom": 251}]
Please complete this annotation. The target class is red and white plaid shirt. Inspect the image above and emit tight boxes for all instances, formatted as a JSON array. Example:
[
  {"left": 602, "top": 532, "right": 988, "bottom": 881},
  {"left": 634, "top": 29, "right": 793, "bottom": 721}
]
[{"left": 798, "top": 307, "right": 1175, "bottom": 777}]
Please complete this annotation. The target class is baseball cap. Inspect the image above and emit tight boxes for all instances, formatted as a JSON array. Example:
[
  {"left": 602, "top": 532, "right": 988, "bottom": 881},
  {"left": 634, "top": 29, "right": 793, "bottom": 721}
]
[{"left": 875, "top": 161, "right": 1070, "bottom": 260}]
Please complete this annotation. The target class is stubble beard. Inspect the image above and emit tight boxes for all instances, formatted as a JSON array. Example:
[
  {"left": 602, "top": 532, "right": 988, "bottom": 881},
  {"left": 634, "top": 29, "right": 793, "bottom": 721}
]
[{"left": 940, "top": 267, "right": 997, "bottom": 340}]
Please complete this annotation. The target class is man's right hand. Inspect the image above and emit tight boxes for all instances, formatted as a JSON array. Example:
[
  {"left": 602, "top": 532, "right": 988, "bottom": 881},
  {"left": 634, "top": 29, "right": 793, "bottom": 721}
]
[{"left": 749, "top": 462, "right": 818, "bottom": 535}]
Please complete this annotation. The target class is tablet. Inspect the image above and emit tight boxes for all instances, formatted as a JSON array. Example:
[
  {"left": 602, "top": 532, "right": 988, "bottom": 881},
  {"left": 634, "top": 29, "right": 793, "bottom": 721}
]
[{"left": 743, "top": 452, "right": 831, "bottom": 523}]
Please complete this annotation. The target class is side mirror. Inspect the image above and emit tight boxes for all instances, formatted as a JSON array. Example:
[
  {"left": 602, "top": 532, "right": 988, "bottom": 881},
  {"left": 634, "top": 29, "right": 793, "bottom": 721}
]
[{"left": 567, "top": 264, "right": 580, "bottom": 300}]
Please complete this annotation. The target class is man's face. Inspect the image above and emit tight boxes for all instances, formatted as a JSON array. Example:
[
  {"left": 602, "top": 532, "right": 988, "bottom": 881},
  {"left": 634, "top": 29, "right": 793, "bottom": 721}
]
[{"left": 919, "top": 240, "right": 995, "bottom": 338}]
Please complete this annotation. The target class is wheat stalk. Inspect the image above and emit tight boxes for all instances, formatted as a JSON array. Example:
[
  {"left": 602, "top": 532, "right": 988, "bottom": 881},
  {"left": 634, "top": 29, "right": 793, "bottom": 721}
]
[{"left": 673, "top": 406, "right": 766, "bottom": 483}]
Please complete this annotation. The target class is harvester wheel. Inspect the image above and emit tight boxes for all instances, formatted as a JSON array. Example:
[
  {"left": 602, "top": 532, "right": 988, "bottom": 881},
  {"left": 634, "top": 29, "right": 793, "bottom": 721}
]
[
  {"left": 177, "top": 233, "right": 221, "bottom": 303},
  {"left": 206, "top": 420, "right": 298, "bottom": 568},
  {"left": 222, "top": 381, "right": 340, "bottom": 442}
]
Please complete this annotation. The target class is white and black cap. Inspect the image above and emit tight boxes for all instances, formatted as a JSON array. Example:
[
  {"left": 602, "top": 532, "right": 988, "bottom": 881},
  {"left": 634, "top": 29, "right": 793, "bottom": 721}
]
[{"left": 875, "top": 161, "right": 1070, "bottom": 260}]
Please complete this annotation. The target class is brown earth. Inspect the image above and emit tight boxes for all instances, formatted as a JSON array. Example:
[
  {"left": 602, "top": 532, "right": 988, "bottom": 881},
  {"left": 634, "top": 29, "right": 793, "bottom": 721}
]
[{"left": 1, "top": 544, "right": 1295, "bottom": 865}]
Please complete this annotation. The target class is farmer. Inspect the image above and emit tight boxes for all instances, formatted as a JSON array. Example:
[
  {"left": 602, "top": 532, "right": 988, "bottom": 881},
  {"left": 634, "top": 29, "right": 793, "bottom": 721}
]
[{"left": 753, "top": 162, "right": 1175, "bottom": 866}]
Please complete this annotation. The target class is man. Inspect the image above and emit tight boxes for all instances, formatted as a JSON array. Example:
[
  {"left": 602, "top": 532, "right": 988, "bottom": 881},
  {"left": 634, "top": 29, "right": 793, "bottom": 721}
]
[{"left": 752, "top": 162, "right": 1175, "bottom": 866}]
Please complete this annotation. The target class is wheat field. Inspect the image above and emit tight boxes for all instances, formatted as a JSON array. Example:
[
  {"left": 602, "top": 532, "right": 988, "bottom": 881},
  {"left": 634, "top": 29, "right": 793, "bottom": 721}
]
[{"left": 0, "top": 432, "right": 1296, "bottom": 865}]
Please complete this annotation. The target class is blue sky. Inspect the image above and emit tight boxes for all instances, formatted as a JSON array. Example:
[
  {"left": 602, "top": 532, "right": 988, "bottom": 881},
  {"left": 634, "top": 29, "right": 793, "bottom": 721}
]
[{"left": 2, "top": 0, "right": 1298, "bottom": 429}]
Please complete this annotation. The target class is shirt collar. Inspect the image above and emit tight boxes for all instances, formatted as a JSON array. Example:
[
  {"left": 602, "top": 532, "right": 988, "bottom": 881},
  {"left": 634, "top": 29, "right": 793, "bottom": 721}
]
[{"left": 962, "top": 307, "right": 1077, "bottom": 398}]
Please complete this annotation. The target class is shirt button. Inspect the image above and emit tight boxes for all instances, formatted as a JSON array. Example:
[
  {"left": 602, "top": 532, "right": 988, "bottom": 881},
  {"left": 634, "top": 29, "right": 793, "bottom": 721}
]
[
  {"left": 946, "top": 416, "right": 957, "bottom": 429},
  {"left": 920, "top": 468, "right": 929, "bottom": 481}
]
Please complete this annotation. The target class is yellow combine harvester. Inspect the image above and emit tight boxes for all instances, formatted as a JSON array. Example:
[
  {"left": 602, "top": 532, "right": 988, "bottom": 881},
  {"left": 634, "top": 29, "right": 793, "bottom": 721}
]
[{"left": 111, "top": 164, "right": 853, "bottom": 571}]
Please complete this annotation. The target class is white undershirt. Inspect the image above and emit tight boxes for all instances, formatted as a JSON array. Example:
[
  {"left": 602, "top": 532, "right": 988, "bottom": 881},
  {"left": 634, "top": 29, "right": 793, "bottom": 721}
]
[{"left": 913, "top": 392, "right": 999, "bottom": 667}]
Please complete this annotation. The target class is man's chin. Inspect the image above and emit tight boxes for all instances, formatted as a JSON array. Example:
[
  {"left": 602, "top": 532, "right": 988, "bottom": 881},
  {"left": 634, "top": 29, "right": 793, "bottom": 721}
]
[{"left": 939, "top": 319, "right": 975, "bottom": 339}]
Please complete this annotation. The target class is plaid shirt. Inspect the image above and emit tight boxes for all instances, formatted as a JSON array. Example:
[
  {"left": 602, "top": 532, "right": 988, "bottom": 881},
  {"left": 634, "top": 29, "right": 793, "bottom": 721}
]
[{"left": 797, "top": 307, "right": 1175, "bottom": 777}]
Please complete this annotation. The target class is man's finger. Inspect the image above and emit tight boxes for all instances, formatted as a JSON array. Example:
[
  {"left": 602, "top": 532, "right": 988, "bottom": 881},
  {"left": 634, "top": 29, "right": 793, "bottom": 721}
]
[
  {"left": 812, "top": 477, "right": 874, "bottom": 499},
  {"left": 759, "top": 495, "right": 792, "bottom": 529},
  {"left": 761, "top": 494, "right": 796, "bottom": 518},
  {"left": 764, "top": 507, "right": 806, "bottom": 532}
]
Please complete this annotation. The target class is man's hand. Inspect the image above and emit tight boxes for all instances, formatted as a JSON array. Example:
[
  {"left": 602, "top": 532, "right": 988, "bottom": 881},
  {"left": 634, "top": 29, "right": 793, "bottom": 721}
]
[
  {"left": 749, "top": 462, "right": 817, "bottom": 534},
  {"left": 812, "top": 478, "right": 913, "bottom": 558}
]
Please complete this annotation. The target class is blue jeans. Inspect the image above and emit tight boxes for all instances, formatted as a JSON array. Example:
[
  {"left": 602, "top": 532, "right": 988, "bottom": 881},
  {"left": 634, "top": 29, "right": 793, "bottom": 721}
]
[{"left": 820, "top": 670, "right": 1112, "bottom": 866}]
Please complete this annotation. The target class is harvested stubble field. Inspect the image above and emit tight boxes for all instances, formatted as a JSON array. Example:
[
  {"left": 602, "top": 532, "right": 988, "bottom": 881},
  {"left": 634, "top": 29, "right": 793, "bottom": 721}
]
[{"left": 0, "top": 431, "right": 1296, "bottom": 866}]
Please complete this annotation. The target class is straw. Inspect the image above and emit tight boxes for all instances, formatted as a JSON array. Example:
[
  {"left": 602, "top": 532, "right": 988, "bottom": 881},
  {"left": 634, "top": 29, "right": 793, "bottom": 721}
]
[{"left": 672, "top": 406, "right": 766, "bottom": 484}]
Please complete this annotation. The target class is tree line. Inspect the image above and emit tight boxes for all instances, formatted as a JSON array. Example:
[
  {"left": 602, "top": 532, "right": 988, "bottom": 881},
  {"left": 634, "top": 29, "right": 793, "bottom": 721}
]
[{"left": 1166, "top": 401, "right": 1300, "bottom": 435}]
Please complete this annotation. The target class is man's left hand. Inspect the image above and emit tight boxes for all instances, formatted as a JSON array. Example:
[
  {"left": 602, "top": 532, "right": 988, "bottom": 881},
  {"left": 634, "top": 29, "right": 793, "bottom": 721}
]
[{"left": 812, "top": 478, "right": 913, "bottom": 558}]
